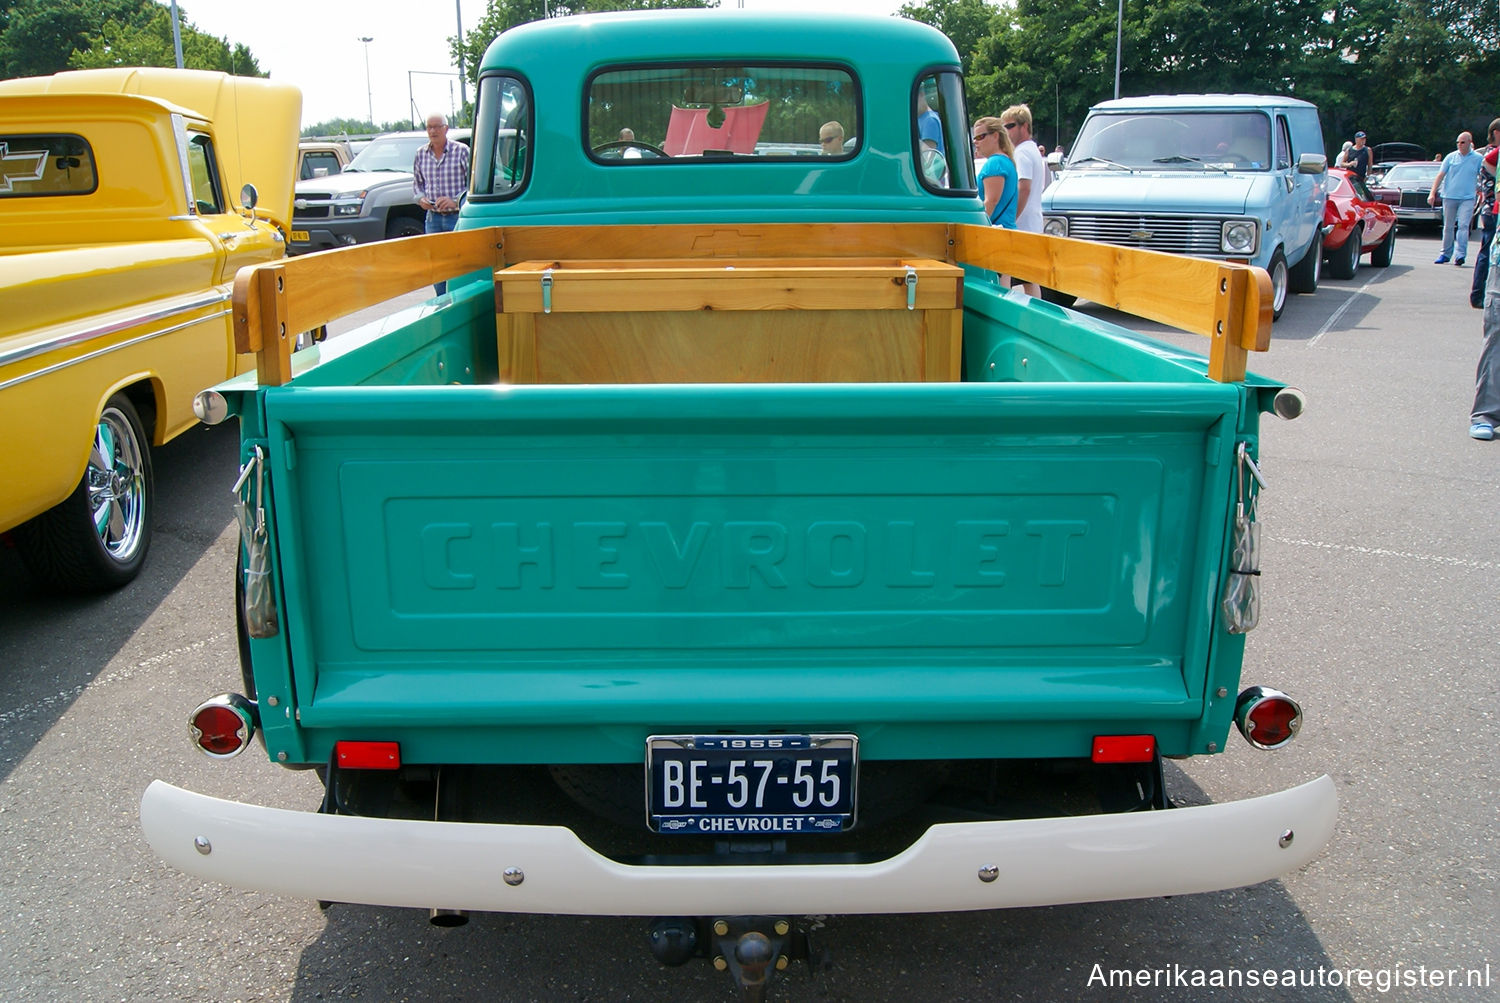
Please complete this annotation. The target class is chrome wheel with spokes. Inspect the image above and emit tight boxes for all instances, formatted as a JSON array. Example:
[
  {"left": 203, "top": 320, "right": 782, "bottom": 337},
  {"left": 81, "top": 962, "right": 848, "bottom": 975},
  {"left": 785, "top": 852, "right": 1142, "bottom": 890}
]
[
  {"left": 13, "top": 392, "right": 154, "bottom": 592},
  {"left": 86, "top": 404, "right": 149, "bottom": 563}
]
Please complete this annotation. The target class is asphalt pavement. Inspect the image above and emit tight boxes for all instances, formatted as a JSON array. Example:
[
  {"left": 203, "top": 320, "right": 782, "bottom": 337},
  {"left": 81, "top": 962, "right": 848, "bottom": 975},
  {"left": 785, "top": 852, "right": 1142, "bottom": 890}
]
[{"left": 0, "top": 226, "right": 1494, "bottom": 1002}]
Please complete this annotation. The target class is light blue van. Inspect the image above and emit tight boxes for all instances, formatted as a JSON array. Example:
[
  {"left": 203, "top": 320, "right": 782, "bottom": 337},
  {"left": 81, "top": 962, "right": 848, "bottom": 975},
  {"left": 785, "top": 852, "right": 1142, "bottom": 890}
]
[{"left": 1042, "top": 94, "right": 1328, "bottom": 318}]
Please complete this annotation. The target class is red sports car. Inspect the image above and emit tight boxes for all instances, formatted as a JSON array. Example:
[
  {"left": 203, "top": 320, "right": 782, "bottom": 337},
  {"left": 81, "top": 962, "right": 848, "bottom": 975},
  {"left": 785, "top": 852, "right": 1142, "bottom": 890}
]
[{"left": 1321, "top": 167, "right": 1397, "bottom": 278}]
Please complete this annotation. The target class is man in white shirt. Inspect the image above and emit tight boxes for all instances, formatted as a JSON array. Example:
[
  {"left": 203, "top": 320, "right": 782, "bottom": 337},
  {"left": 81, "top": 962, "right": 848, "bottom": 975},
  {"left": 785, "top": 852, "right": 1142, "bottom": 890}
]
[{"left": 1001, "top": 103, "right": 1047, "bottom": 296}]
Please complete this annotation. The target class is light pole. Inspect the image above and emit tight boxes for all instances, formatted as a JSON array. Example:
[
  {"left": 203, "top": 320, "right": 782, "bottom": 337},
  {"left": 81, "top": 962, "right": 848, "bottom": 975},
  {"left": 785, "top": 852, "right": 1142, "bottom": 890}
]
[
  {"left": 169, "top": 1, "right": 185, "bottom": 69},
  {"left": 358, "top": 37, "right": 375, "bottom": 128},
  {"left": 455, "top": 1, "right": 468, "bottom": 120},
  {"left": 1114, "top": 0, "right": 1123, "bottom": 100}
]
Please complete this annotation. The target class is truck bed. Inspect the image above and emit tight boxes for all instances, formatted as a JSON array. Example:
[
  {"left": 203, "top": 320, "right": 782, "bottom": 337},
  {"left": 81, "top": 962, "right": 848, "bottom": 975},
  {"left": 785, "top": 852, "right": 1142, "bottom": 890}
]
[{"left": 241, "top": 251, "right": 1255, "bottom": 768}]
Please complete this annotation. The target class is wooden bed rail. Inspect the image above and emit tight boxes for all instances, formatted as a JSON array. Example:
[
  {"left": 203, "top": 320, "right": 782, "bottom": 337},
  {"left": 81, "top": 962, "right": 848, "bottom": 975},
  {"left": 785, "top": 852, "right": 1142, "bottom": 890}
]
[
  {"left": 231, "top": 227, "right": 507, "bottom": 385},
  {"left": 951, "top": 225, "right": 1272, "bottom": 383},
  {"left": 232, "top": 221, "right": 1271, "bottom": 386}
]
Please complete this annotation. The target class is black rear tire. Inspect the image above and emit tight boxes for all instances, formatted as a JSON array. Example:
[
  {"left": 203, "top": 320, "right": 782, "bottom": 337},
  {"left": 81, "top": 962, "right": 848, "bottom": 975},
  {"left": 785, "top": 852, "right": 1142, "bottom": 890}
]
[
  {"left": 13, "top": 393, "right": 153, "bottom": 592},
  {"left": 385, "top": 216, "right": 423, "bottom": 240},
  {"left": 1371, "top": 226, "right": 1396, "bottom": 268},
  {"left": 1288, "top": 230, "right": 1321, "bottom": 294},
  {"left": 1267, "top": 248, "right": 1289, "bottom": 319},
  {"left": 1327, "top": 224, "right": 1361, "bottom": 279}
]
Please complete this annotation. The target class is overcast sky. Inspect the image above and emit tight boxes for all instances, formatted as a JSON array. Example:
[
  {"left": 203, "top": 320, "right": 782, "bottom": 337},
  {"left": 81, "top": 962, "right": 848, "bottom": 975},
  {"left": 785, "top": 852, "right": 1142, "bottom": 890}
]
[{"left": 174, "top": 0, "right": 908, "bottom": 131}]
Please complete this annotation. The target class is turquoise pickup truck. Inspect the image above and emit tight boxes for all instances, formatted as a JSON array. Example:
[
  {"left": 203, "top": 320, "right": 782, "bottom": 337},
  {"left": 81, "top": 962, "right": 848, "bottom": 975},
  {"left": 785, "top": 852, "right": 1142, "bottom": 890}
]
[{"left": 140, "top": 11, "right": 1335, "bottom": 997}]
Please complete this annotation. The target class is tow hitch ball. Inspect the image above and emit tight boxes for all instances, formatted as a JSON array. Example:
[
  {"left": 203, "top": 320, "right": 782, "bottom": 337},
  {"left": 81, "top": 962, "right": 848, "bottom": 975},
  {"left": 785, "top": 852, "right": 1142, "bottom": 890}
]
[{"left": 648, "top": 916, "right": 803, "bottom": 1000}]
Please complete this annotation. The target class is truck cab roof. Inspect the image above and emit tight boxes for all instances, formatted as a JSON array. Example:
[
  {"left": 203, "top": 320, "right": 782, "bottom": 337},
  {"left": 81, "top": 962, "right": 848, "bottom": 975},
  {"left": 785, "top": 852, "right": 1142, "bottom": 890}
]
[
  {"left": 0, "top": 68, "right": 301, "bottom": 229},
  {"left": 1088, "top": 94, "right": 1320, "bottom": 112},
  {"left": 467, "top": 9, "right": 984, "bottom": 227}
]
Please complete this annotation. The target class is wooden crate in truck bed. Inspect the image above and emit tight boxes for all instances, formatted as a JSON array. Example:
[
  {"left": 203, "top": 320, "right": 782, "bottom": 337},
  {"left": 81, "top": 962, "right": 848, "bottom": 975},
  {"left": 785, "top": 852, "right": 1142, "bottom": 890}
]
[{"left": 493, "top": 257, "right": 964, "bottom": 384}]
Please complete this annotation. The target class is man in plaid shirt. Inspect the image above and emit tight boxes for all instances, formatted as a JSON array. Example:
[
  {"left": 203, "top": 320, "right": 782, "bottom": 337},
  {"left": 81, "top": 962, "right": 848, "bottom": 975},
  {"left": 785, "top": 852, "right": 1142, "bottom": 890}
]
[{"left": 413, "top": 112, "right": 471, "bottom": 293}]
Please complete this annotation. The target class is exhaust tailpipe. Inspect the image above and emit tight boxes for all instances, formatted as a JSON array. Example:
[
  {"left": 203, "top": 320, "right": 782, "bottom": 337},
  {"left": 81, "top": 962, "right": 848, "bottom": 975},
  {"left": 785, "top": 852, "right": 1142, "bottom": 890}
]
[{"left": 430, "top": 908, "right": 469, "bottom": 927}]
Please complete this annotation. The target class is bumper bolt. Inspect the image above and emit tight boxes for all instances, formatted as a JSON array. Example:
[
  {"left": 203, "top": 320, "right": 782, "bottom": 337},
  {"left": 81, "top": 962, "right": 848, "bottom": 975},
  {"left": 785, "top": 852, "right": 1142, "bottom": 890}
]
[
  {"left": 1278, "top": 830, "right": 1295, "bottom": 848},
  {"left": 194, "top": 836, "right": 211, "bottom": 855},
  {"left": 978, "top": 863, "right": 999, "bottom": 883},
  {"left": 503, "top": 867, "right": 524, "bottom": 886},
  {"left": 714, "top": 919, "right": 729, "bottom": 936},
  {"left": 773, "top": 920, "right": 789, "bottom": 936}
]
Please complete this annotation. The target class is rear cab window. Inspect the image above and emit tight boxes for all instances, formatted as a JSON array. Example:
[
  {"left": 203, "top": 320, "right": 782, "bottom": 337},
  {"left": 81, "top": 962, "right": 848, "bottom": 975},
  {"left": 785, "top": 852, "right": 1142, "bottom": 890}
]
[
  {"left": 0, "top": 133, "right": 98, "bottom": 197},
  {"left": 583, "top": 63, "right": 860, "bottom": 162},
  {"left": 301, "top": 151, "right": 343, "bottom": 179}
]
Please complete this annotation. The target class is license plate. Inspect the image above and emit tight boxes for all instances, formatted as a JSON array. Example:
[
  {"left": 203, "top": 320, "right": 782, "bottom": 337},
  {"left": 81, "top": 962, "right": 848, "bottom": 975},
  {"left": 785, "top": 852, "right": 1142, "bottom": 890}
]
[
  {"left": 646, "top": 734, "right": 857, "bottom": 835},
  {"left": 290, "top": 230, "right": 309, "bottom": 242}
]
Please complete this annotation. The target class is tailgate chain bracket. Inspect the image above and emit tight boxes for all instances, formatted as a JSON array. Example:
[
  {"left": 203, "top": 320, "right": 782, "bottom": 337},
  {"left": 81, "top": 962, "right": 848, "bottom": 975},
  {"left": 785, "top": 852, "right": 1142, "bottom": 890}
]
[
  {"left": 1222, "top": 441, "right": 1266, "bottom": 634},
  {"left": 233, "top": 444, "right": 278, "bottom": 638}
]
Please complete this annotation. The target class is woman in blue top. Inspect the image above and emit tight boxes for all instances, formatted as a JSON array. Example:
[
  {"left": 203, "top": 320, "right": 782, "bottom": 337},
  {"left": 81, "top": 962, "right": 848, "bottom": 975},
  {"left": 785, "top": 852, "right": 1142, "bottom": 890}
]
[{"left": 972, "top": 116, "right": 1018, "bottom": 228}]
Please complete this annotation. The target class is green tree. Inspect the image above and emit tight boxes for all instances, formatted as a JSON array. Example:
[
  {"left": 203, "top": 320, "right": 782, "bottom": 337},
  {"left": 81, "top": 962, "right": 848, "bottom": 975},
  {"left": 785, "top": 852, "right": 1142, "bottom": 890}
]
[
  {"left": 962, "top": 0, "right": 1496, "bottom": 161},
  {"left": 68, "top": 5, "right": 265, "bottom": 75},
  {"left": 0, "top": 0, "right": 151, "bottom": 78},
  {"left": 898, "top": 0, "right": 1000, "bottom": 77},
  {"left": 303, "top": 117, "right": 412, "bottom": 138},
  {"left": 965, "top": 0, "right": 1121, "bottom": 149},
  {"left": 452, "top": 0, "right": 717, "bottom": 90},
  {"left": 1, "top": 0, "right": 264, "bottom": 79}
]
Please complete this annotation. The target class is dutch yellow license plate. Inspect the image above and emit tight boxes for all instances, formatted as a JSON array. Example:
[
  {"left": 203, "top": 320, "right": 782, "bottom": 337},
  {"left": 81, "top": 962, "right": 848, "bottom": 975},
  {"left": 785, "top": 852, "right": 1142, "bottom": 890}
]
[{"left": 290, "top": 230, "right": 309, "bottom": 242}]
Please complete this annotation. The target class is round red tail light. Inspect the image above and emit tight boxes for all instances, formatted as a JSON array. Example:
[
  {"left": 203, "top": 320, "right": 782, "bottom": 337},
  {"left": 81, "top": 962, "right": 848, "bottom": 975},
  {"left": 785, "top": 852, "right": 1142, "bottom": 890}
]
[
  {"left": 189, "top": 694, "right": 257, "bottom": 759},
  {"left": 1234, "top": 686, "right": 1302, "bottom": 750}
]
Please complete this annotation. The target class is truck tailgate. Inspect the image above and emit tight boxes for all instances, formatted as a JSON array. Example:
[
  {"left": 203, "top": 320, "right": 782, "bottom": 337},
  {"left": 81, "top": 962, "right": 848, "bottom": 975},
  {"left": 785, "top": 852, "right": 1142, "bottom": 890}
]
[{"left": 258, "top": 382, "right": 1243, "bottom": 761}]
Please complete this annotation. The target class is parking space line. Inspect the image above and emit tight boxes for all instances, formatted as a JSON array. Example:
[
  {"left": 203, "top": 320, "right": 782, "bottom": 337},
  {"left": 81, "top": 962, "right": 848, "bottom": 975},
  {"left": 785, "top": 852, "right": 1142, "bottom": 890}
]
[
  {"left": 1308, "top": 271, "right": 1384, "bottom": 347},
  {"left": 1273, "top": 536, "right": 1495, "bottom": 572},
  {"left": 0, "top": 633, "right": 228, "bottom": 733}
]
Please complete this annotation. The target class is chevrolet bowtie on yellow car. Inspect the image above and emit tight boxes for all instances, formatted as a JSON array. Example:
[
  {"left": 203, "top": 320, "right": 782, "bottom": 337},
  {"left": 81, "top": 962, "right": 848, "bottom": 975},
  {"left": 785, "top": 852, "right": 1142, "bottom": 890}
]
[{"left": 0, "top": 68, "right": 300, "bottom": 591}]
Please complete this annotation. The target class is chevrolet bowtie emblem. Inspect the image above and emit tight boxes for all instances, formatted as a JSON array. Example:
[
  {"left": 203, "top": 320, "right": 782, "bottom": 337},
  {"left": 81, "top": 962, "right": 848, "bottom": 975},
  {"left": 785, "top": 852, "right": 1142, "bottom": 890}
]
[
  {"left": 0, "top": 142, "right": 47, "bottom": 193},
  {"left": 1129, "top": 228, "right": 1154, "bottom": 241}
]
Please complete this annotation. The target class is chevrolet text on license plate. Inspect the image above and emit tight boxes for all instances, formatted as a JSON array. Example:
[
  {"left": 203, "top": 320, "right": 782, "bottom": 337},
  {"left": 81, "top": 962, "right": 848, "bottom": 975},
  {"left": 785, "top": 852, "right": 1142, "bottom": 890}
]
[{"left": 646, "top": 734, "right": 858, "bottom": 834}]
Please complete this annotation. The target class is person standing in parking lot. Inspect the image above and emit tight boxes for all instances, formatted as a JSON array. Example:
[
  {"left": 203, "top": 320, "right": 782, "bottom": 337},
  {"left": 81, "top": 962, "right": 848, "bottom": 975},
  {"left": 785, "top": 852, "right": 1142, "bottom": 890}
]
[
  {"left": 1472, "top": 209, "right": 1500, "bottom": 440},
  {"left": 1000, "top": 103, "right": 1046, "bottom": 297},
  {"left": 1347, "top": 131, "right": 1371, "bottom": 182},
  {"left": 1428, "top": 132, "right": 1481, "bottom": 265},
  {"left": 414, "top": 112, "right": 471, "bottom": 294},
  {"left": 1471, "top": 119, "right": 1499, "bottom": 309}
]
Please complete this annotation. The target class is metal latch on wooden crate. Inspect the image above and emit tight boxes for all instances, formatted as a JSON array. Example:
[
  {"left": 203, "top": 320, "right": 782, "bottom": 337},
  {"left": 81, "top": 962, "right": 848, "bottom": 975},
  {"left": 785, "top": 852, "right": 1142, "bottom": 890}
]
[
  {"left": 905, "top": 266, "right": 918, "bottom": 310},
  {"left": 541, "top": 267, "right": 554, "bottom": 314}
]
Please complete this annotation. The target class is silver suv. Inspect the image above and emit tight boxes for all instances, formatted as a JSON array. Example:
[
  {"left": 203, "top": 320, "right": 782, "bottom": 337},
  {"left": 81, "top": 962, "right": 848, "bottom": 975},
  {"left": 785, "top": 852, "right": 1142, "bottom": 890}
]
[{"left": 289, "top": 129, "right": 469, "bottom": 255}]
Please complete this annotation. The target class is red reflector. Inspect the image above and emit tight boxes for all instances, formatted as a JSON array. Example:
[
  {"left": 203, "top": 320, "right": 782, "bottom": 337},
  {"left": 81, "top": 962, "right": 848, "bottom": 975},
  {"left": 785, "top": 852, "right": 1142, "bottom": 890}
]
[
  {"left": 1247, "top": 699, "right": 1299, "bottom": 747},
  {"left": 336, "top": 741, "right": 401, "bottom": 770},
  {"left": 1091, "top": 735, "right": 1156, "bottom": 763},
  {"left": 192, "top": 705, "right": 246, "bottom": 756}
]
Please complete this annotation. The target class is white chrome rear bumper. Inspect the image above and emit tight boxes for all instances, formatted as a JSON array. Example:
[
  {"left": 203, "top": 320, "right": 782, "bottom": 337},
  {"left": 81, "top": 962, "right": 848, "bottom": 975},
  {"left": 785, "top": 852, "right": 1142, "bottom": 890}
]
[{"left": 140, "top": 775, "right": 1336, "bottom": 916}]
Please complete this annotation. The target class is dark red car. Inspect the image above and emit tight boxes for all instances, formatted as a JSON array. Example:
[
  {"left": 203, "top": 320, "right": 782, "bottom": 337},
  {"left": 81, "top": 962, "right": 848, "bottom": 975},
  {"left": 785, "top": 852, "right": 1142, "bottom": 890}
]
[{"left": 1321, "top": 167, "right": 1397, "bottom": 278}]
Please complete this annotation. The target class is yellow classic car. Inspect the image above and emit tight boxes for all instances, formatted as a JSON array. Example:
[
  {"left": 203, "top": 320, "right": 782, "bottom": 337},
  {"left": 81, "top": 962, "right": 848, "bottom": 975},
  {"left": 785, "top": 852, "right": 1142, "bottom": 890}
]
[{"left": 0, "top": 68, "right": 300, "bottom": 591}]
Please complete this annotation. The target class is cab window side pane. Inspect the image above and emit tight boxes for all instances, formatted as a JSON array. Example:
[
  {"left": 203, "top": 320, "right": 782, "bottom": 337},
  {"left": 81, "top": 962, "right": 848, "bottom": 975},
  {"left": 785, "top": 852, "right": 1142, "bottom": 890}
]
[
  {"left": 472, "top": 75, "right": 529, "bottom": 197},
  {"left": 915, "top": 71, "right": 974, "bottom": 193},
  {"left": 186, "top": 134, "right": 223, "bottom": 214}
]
